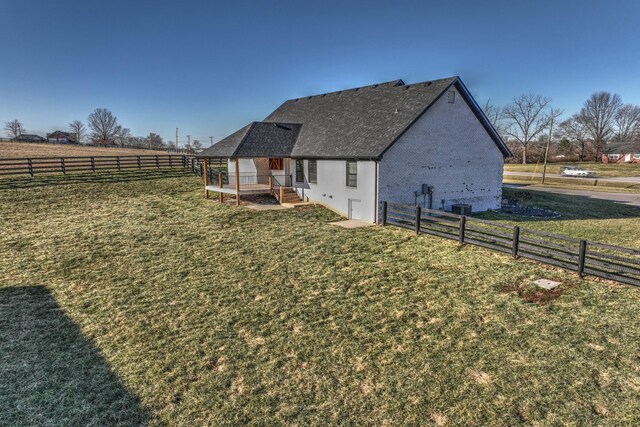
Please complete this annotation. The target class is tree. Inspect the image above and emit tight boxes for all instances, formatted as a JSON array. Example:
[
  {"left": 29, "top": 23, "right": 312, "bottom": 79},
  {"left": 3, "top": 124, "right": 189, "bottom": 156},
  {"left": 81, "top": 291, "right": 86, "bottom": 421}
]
[
  {"left": 88, "top": 108, "right": 119, "bottom": 144},
  {"left": 114, "top": 126, "right": 131, "bottom": 147},
  {"left": 502, "top": 94, "right": 554, "bottom": 163},
  {"left": 4, "top": 119, "right": 25, "bottom": 139},
  {"left": 192, "top": 139, "right": 202, "bottom": 150},
  {"left": 146, "top": 133, "right": 165, "bottom": 149},
  {"left": 68, "top": 120, "right": 86, "bottom": 143},
  {"left": 613, "top": 104, "right": 640, "bottom": 142},
  {"left": 557, "top": 114, "right": 591, "bottom": 161},
  {"left": 482, "top": 99, "right": 504, "bottom": 134},
  {"left": 578, "top": 92, "right": 622, "bottom": 161}
]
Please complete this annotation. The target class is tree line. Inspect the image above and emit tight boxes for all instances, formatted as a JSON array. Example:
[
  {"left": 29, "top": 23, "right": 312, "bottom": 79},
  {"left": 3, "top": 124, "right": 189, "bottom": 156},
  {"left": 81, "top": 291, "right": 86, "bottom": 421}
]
[
  {"left": 3, "top": 108, "right": 204, "bottom": 151},
  {"left": 485, "top": 92, "right": 640, "bottom": 163}
]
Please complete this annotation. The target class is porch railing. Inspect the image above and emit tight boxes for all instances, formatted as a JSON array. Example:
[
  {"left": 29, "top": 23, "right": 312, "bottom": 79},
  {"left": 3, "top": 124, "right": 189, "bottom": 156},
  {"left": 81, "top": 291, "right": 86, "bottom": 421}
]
[{"left": 206, "top": 169, "right": 285, "bottom": 188}]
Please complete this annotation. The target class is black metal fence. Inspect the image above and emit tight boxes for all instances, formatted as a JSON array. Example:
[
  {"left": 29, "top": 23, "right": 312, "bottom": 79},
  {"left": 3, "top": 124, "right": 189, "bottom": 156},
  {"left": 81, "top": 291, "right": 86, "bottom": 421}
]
[{"left": 382, "top": 201, "right": 640, "bottom": 287}]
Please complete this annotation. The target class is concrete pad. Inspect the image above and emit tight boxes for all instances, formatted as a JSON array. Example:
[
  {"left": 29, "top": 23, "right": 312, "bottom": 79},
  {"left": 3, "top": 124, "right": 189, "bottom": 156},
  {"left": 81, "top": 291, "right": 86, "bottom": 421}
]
[
  {"left": 534, "top": 279, "right": 562, "bottom": 290},
  {"left": 329, "top": 219, "right": 375, "bottom": 229},
  {"left": 244, "top": 204, "right": 291, "bottom": 211}
]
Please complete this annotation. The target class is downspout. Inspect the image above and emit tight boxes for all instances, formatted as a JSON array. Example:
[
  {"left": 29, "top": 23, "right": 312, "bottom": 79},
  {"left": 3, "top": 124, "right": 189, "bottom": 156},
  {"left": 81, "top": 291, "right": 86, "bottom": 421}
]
[{"left": 374, "top": 160, "right": 379, "bottom": 224}]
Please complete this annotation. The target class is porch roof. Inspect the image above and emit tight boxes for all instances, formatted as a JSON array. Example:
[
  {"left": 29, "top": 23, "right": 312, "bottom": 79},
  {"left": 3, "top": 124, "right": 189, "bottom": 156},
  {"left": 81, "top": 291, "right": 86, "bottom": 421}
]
[{"left": 199, "top": 122, "right": 301, "bottom": 159}]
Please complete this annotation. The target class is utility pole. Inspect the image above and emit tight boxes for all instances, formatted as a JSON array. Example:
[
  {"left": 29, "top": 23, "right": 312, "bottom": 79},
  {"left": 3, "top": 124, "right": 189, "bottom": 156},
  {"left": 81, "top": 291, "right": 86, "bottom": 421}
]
[
  {"left": 209, "top": 136, "right": 213, "bottom": 147},
  {"left": 175, "top": 128, "right": 179, "bottom": 150},
  {"left": 187, "top": 135, "right": 191, "bottom": 149},
  {"left": 542, "top": 116, "right": 556, "bottom": 185}
]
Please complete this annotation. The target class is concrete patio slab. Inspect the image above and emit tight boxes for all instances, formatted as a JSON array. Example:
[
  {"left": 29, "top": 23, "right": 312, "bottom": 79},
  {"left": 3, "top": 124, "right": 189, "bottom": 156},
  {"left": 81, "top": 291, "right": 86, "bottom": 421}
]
[
  {"left": 329, "top": 219, "right": 375, "bottom": 228},
  {"left": 245, "top": 204, "right": 291, "bottom": 211}
]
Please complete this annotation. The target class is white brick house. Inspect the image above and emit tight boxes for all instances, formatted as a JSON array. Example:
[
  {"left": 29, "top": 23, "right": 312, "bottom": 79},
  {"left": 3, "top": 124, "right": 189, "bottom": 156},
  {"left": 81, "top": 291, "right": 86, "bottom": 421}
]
[{"left": 198, "top": 76, "right": 510, "bottom": 222}]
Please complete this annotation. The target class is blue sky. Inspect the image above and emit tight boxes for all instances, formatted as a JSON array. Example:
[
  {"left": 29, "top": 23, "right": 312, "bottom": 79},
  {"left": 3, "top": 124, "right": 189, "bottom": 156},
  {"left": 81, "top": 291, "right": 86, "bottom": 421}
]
[{"left": 1, "top": 0, "right": 639, "bottom": 145}]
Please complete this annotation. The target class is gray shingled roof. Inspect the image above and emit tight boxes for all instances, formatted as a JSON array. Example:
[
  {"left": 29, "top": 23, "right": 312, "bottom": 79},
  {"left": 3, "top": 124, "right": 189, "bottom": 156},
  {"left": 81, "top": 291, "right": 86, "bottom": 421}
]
[
  {"left": 199, "top": 76, "right": 509, "bottom": 159},
  {"left": 213, "top": 122, "right": 301, "bottom": 158},
  {"left": 604, "top": 141, "right": 640, "bottom": 154}
]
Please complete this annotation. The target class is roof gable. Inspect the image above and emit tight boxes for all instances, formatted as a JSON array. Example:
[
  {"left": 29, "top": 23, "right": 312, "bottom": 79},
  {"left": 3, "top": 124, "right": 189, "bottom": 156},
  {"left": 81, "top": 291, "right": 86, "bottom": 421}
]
[
  {"left": 265, "top": 77, "right": 458, "bottom": 159},
  {"left": 199, "top": 76, "right": 510, "bottom": 159}
]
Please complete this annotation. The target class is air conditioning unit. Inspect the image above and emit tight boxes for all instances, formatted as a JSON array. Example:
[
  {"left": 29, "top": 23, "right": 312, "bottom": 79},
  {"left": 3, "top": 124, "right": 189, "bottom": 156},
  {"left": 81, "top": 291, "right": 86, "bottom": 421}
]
[{"left": 451, "top": 204, "right": 472, "bottom": 216}]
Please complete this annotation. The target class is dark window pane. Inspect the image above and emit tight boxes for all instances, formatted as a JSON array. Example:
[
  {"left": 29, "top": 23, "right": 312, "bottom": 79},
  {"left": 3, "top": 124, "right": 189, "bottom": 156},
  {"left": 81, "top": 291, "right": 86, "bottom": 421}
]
[
  {"left": 308, "top": 160, "right": 317, "bottom": 183},
  {"left": 295, "top": 159, "right": 304, "bottom": 183},
  {"left": 346, "top": 160, "right": 357, "bottom": 187}
]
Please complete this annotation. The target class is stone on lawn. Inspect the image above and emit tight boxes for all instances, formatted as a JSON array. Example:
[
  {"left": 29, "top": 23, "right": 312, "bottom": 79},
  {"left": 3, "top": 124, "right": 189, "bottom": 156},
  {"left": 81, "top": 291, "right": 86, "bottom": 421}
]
[{"left": 534, "top": 279, "right": 561, "bottom": 290}]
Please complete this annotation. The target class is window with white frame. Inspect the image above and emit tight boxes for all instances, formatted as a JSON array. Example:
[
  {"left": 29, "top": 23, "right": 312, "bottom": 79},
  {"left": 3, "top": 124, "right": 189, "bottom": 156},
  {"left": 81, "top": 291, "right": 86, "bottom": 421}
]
[
  {"left": 346, "top": 160, "right": 357, "bottom": 188},
  {"left": 308, "top": 160, "right": 317, "bottom": 183},
  {"left": 295, "top": 159, "right": 304, "bottom": 183}
]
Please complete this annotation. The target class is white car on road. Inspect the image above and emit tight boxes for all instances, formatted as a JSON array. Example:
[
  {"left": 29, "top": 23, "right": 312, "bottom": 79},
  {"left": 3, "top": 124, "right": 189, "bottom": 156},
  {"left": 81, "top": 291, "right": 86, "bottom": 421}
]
[{"left": 559, "top": 166, "right": 595, "bottom": 177}]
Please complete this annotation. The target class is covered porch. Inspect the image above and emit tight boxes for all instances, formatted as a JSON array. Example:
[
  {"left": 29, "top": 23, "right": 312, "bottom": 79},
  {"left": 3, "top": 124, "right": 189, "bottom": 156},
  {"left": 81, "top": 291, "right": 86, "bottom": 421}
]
[{"left": 201, "top": 157, "right": 295, "bottom": 205}]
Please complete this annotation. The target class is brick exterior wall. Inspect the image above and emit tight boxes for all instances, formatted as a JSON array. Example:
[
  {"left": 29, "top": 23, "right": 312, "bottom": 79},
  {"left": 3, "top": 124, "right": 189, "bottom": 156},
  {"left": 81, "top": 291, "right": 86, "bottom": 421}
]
[{"left": 378, "top": 86, "right": 504, "bottom": 214}]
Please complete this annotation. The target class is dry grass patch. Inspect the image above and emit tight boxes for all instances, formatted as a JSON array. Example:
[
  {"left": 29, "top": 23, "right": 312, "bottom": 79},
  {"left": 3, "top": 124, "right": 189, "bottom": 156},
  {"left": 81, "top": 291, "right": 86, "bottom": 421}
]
[
  {"left": 0, "top": 141, "right": 170, "bottom": 158},
  {"left": 1, "top": 176, "right": 639, "bottom": 425}
]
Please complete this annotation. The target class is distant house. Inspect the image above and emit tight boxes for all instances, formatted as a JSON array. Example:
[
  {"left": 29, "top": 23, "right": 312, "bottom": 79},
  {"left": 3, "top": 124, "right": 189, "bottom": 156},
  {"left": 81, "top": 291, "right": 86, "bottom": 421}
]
[
  {"left": 197, "top": 76, "right": 510, "bottom": 222},
  {"left": 15, "top": 134, "right": 46, "bottom": 142},
  {"left": 47, "top": 131, "right": 79, "bottom": 144},
  {"left": 602, "top": 142, "right": 640, "bottom": 163}
]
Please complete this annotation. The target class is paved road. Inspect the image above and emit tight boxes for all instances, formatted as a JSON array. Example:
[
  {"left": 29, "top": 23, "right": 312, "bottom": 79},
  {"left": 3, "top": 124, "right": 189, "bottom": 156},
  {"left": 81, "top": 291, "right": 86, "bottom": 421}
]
[
  {"left": 504, "top": 171, "right": 640, "bottom": 184},
  {"left": 504, "top": 184, "right": 640, "bottom": 208}
]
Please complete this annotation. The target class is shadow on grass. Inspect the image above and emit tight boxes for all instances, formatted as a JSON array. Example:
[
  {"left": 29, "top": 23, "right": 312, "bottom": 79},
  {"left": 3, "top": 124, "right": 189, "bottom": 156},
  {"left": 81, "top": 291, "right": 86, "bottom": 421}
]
[
  {"left": 479, "top": 187, "right": 640, "bottom": 222},
  {"left": 0, "top": 169, "right": 193, "bottom": 190},
  {"left": 0, "top": 286, "right": 149, "bottom": 426}
]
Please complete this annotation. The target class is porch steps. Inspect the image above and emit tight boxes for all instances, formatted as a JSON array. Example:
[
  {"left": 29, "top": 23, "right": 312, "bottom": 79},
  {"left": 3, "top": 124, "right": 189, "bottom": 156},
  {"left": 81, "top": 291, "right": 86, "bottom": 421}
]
[{"left": 277, "top": 188, "right": 305, "bottom": 206}]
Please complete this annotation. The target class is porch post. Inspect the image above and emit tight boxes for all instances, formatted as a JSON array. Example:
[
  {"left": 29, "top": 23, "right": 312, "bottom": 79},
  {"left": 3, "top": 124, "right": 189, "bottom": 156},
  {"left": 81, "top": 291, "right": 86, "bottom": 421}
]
[
  {"left": 218, "top": 172, "right": 224, "bottom": 203},
  {"left": 234, "top": 158, "right": 240, "bottom": 206},
  {"left": 203, "top": 158, "right": 209, "bottom": 199}
]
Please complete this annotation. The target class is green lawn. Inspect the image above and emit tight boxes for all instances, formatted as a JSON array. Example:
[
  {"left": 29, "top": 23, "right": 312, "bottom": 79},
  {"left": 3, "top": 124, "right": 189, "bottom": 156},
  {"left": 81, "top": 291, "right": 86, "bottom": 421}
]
[
  {"left": 481, "top": 187, "right": 640, "bottom": 249},
  {"left": 504, "top": 162, "right": 640, "bottom": 177},
  {"left": 1, "top": 174, "right": 639, "bottom": 426}
]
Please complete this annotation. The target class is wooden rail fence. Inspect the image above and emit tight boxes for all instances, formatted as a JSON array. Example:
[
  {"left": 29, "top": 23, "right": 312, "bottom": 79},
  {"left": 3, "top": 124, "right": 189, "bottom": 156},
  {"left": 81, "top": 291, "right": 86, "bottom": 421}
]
[
  {"left": 0, "top": 155, "right": 195, "bottom": 177},
  {"left": 382, "top": 201, "right": 640, "bottom": 287}
]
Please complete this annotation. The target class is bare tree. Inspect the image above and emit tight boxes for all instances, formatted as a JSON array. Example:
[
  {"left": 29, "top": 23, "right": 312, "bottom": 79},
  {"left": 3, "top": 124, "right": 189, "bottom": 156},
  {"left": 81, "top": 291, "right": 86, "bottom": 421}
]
[
  {"left": 68, "top": 120, "right": 86, "bottom": 143},
  {"left": 192, "top": 139, "right": 202, "bottom": 151},
  {"left": 88, "top": 108, "right": 119, "bottom": 144},
  {"left": 502, "top": 94, "right": 553, "bottom": 163},
  {"left": 4, "top": 119, "right": 25, "bottom": 139},
  {"left": 114, "top": 126, "right": 131, "bottom": 147},
  {"left": 482, "top": 99, "right": 503, "bottom": 133},
  {"left": 613, "top": 104, "right": 640, "bottom": 142},
  {"left": 578, "top": 92, "right": 622, "bottom": 161},
  {"left": 557, "top": 114, "right": 591, "bottom": 161},
  {"left": 146, "top": 133, "right": 164, "bottom": 149}
]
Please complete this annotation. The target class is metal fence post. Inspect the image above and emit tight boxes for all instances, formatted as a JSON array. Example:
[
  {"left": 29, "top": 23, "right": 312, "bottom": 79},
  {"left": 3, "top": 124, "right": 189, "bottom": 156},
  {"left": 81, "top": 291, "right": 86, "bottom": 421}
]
[
  {"left": 512, "top": 226, "right": 520, "bottom": 259},
  {"left": 578, "top": 240, "right": 587, "bottom": 278},
  {"left": 382, "top": 201, "right": 387, "bottom": 226},
  {"left": 415, "top": 206, "right": 421, "bottom": 235},
  {"left": 459, "top": 215, "right": 466, "bottom": 245}
]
